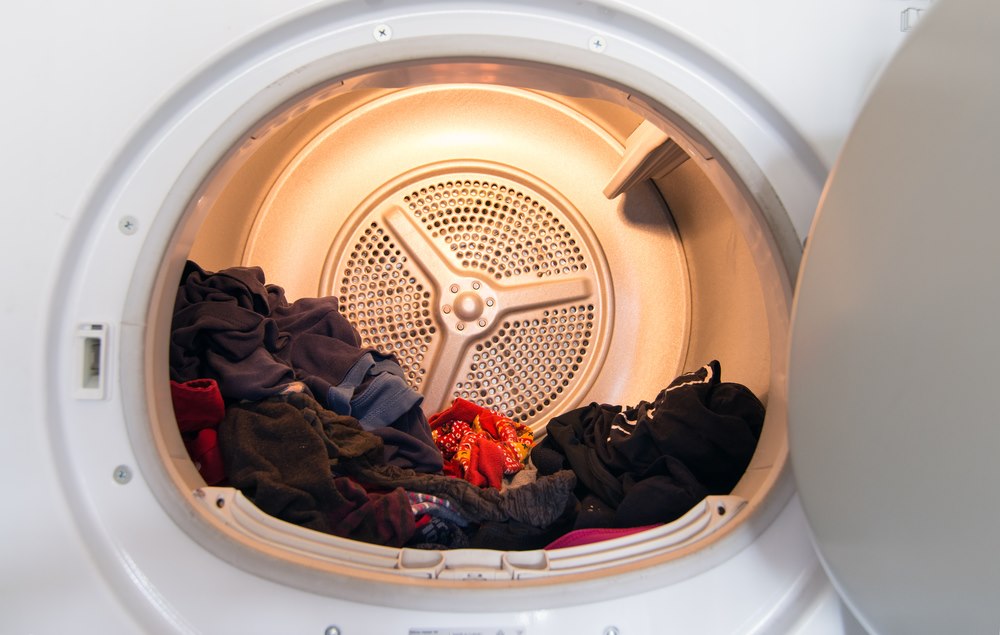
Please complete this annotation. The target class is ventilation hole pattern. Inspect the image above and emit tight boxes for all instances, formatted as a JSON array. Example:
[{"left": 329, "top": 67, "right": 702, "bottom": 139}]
[
  {"left": 338, "top": 222, "right": 436, "bottom": 388},
  {"left": 454, "top": 305, "right": 595, "bottom": 424},
  {"left": 403, "top": 179, "right": 587, "bottom": 280}
]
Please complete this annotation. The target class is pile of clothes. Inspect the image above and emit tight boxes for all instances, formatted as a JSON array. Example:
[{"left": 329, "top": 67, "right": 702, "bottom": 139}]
[{"left": 170, "top": 261, "right": 765, "bottom": 551}]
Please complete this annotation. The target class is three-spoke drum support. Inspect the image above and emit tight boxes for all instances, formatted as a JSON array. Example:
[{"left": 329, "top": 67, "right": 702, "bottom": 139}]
[{"left": 324, "top": 167, "right": 612, "bottom": 426}]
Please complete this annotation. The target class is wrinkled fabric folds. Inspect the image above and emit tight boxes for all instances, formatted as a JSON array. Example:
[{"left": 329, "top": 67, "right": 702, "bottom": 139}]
[
  {"left": 220, "top": 392, "right": 576, "bottom": 547},
  {"left": 531, "top": 361, "right": 764, "bottom": 528}
]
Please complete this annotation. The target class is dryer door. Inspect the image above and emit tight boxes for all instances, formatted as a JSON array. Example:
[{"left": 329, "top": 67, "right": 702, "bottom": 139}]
[{"left": 787, "top": 0, "right": 1000, "bottom": 633}]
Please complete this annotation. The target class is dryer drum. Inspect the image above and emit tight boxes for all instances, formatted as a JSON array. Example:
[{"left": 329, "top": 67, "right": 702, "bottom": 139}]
[
  {"left": 156, "top": 60, "right": 793, "bottom": 602},
  {"left": 326, "top": 167, "right": 610, "bottom": 422}
]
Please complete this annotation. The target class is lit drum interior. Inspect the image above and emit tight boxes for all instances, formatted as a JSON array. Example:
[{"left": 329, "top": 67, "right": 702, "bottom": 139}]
[{"left": 149, "top": 60, "right": 791, "bottom": 604}]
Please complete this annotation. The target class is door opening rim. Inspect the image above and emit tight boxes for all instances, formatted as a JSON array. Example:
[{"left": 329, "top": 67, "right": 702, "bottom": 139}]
[{"left": 49, "top": 1, "right": 808, "bottom": 615}]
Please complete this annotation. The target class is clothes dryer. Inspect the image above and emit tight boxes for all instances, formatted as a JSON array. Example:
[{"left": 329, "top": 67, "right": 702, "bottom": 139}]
[{"left": 4, "top": 1, "right": 994, "bottom": 634}]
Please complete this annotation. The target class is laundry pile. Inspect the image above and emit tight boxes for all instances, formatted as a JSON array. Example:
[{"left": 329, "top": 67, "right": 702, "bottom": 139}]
[
  {"left": 169, "top": 261, "right": 765, "bottom": 552},
  {"left": 171, "top": 260, "right": 442, "bottom": 474},
  {"left": 218, "top": 390, "right": 575, "bottom": 548}
]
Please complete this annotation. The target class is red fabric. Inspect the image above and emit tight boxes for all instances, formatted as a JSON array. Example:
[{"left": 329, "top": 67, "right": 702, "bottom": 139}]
[
  {"left": 464, "top": 441, "right": 484, "bottom": 487},
  {"left": 428, "top": 398, "right": 534, "bottom": 489},
  {"left": 460, "top": 436, "right": 506, "bottom": 489},
  {"left": 475, "top": 407, "right": 505, "bottom": 437},
  {"left": 172, "top": 378, "right": 226, "bottom": 484},
  {"left": 442, "top": 460, "right": 464, "bottom": 479},
  {"left": 438, "top": 398, "right": 482, "bottom": 424},
  {"left": 325, "top": 480, "right": 415, "bottom": 548},
  {"left": 183, "top": 428, "right": 226, "bottom": 485},
  {"left": 170, "top": 379, "right": 225, "bottom": 432},
  {"left": 414, "top": 514, "right": 432, "bottom": 530}
]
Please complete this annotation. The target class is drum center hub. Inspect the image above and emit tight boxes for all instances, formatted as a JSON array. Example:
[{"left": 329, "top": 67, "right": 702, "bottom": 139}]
[{"left": 453, "top": 291, "right": 485, "bottom": 321}]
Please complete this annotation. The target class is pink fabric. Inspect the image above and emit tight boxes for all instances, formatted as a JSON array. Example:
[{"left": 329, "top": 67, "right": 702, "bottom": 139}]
[{"left": 544, "top": 524, "right": 660, "bottom": 550}]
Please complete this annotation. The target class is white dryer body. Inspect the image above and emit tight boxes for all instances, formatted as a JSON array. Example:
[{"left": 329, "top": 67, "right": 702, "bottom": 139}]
[{"left": 0, "top": 1, "right": 921, "bottom": 633}]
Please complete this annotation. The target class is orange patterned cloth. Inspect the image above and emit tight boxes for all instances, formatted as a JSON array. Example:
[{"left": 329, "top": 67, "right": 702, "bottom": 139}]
[{"left": 428, "top": 398, "right": 534, "bottom": 489}]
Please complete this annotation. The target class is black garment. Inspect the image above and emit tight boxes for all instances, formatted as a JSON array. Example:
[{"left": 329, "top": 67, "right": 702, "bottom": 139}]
[
  {"left": 614, "top": 456, "right": 709, "bottom": 527},
  {"left": 406, "top": 516, "right": 471, "bottom": 550},
  {"left": 468, "top": 494, "right": 579, "bottom": 551},
  {"left": 218, "top": 392, "right": 415, "bottom": 547},
  {"left": 531, "top": 361, "right": 764, "bottom": 528},
  {"left": 221, "top": 392, "right": 577, "bottom": 547}
]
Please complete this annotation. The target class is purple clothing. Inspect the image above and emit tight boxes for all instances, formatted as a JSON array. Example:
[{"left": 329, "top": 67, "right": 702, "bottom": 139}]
[
  {"left": 171, "top": 261, "right": 442, "bottom": 472},
  {"left": 170, "top": 261, "right": 365, "bottom": 401}
]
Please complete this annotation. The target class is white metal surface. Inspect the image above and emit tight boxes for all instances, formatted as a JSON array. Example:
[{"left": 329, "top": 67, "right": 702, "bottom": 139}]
[
  {"left": 788, "top": 0, "right": 1000, "bottom": 632},
  {"left": 0, "top": 1, "right": 909, "bottom": 633}
]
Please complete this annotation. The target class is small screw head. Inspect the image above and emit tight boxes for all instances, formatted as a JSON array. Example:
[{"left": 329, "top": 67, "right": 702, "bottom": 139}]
[
  {"left": 113, "top": 465, "right": 132, "bottom": 484},
  {"left": 589, "top": 35, "right": 608, "bottom": 53},
  {"left": 604, "top": 627, "right": 621, "bottom": 635},
  {"left": 450, "top": 284, "right": 460, "bottom": 293},
  {"left": 478, "top": 319, "right": 487, "bottom": 327},
  {"left": 486, "top": 298, "right": 495, "bottom": 307},
  {"left": 457, "top": 323, "right": 465, "bottom": 331},
  {"left": 373, "top": 24, "right": 392, "bottom": 42},
  {"left": 324, "top": 626, "right": 342, "bottom": 635},
  {"left": 118, "top": 216, "right": 139, "bottom": 235},
  {"left": 472, "top": 281, "right": 481, "bottom": 290},
  {"left": 442, "top": 305, "right": 452, "bottom": 314}
]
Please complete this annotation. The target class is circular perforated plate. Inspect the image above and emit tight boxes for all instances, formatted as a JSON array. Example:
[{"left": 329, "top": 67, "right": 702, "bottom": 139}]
[
  {"left": 334, "top": 223, "right": 437, "bottom": 389},
  {"left": 323, "top": 162, "right": 612, "bottom": 426}
]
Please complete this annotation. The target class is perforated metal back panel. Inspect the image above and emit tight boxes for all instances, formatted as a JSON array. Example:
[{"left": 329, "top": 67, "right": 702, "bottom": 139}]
[
  {"left": 333, "top": 168, "right": 610, "bottom": 425},
  {"left": 338, "top": 223, "right": 436, "bottom": 389},
  {"left": 241, "top": 85, "right": 690, "bottom": 431},
  {"left": 456, "top": 307, "right": 595, "bottom": 421},
  {"left": 406, "top": 178, "right": 588, "bottom": 280}
]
